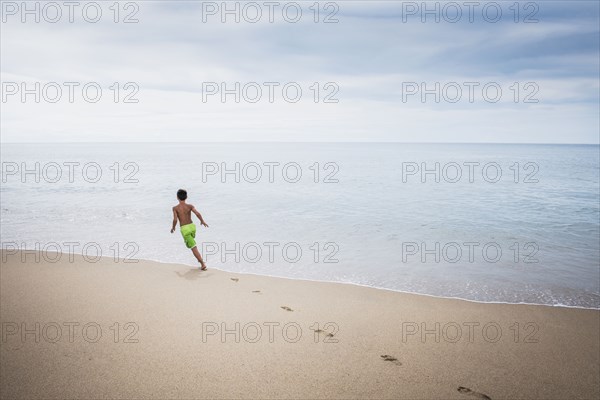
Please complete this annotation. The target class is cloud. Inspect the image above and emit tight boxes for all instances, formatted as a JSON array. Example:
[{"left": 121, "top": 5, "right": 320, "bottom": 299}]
[{"left": 1, "top": 1, "right": 598, "bottom": 143}]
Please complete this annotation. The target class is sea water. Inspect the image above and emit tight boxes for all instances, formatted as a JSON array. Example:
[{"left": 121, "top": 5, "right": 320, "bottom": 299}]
[{"left": 1, "top": 143, "right": 599, "bottom": 308}]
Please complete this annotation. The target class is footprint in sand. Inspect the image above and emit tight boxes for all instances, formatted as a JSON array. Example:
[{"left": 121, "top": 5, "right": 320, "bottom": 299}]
[
  {"left": 457, "top": 387, "right": 491, "bottom": 400},
  {"left": 312, "top": 329, "right": 334, "bottom": 338},
  {"left": 380, "top": 354, "right": 402, "bottom": 366},
  {"left": 252, "top": 290, "right": 261, "bottom": 294},
  {"left": 281, "top": 306, "right": 293, "bottom": 312},
  {"left": 230, "top": 278, "right": 239, "bottom": 282}
]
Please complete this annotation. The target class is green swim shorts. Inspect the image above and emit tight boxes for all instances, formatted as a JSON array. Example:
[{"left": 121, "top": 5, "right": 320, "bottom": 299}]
[{"left": 180, "top": 223, "right": 197, "bottom": 249}]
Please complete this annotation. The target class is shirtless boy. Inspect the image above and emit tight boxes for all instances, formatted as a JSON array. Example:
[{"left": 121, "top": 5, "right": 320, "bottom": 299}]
[{"left": 170, "top": 189, "right": 209, "bottom": 270}]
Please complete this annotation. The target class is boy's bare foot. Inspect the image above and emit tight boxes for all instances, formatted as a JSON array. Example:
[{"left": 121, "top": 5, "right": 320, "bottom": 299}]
[{"left": 200, "top": 263, "right": 207, "bottom": 271}]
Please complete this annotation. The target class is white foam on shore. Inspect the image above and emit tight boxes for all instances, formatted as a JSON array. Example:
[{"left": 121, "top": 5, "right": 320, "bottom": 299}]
[{"left": 132, "top": 254, "right": 600, "bottom": 311}]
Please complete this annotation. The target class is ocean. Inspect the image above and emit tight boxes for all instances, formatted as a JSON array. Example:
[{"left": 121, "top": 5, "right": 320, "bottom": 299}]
[{"left": 1, "top": 143, "right": 599, "bottom": 308}]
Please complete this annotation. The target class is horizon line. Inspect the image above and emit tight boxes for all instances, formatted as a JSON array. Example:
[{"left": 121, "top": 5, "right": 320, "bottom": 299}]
[{"left": 1, "top": 141, "right": 599, "bottom": 146}]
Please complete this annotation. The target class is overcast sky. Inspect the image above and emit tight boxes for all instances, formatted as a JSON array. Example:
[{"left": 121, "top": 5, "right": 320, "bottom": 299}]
[{"left": 1, "top": 0, "right": 599, "bottom": 143}]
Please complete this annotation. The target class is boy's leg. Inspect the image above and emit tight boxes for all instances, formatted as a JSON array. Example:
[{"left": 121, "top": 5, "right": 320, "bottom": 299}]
[{"left": 191, "top": 246, "right": 207, "bottom": 270}]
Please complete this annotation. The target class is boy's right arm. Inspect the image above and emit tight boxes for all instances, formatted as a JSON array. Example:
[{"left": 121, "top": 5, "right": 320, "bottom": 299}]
[{"left": 170, "top": 208, "right": 178, "bottom": 233}]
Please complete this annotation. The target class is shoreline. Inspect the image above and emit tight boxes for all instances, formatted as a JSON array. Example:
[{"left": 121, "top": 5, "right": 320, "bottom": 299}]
[
  {"left": 2, "top": 250, "right": 599, "bottom": 399},
  {"left": 163, "top": 261, "right": 600, "bottom": 311},
  {"left": 10, "top": 250, "right": 598, "bottom": 311}
]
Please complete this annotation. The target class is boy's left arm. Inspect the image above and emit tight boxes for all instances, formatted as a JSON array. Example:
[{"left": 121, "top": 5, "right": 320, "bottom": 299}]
[
  {"left": 192, "top": 206, "right": 209, "bottom": 228},
  {"left": 170, "top": 208, "right": 178, "bottom": 233}
]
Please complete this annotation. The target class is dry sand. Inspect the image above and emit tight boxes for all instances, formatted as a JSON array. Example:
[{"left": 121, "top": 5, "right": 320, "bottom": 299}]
[{"left": 1, "top": 250, "right": 598, "bottom": 399}]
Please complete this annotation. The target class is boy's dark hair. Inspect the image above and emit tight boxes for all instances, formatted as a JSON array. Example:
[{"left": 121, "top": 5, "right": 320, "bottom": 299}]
[{"left": 177, "top": 189, "right": 187, "bottom": 201}]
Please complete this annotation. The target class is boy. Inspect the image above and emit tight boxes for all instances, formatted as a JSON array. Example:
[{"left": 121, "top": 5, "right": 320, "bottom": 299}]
[{"left": 171, "top": 189, "right": 209, "bottom": 270}]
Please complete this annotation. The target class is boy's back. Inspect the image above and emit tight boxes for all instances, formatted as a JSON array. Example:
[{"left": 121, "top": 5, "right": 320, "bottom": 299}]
[{"left": 173, "top": 202, "right": 194, "bottom": 226}]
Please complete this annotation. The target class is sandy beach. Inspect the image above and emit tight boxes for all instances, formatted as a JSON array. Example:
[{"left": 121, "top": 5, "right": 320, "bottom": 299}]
[{"left": 1, "top": 250, "right": 598, "bottom": 399}]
